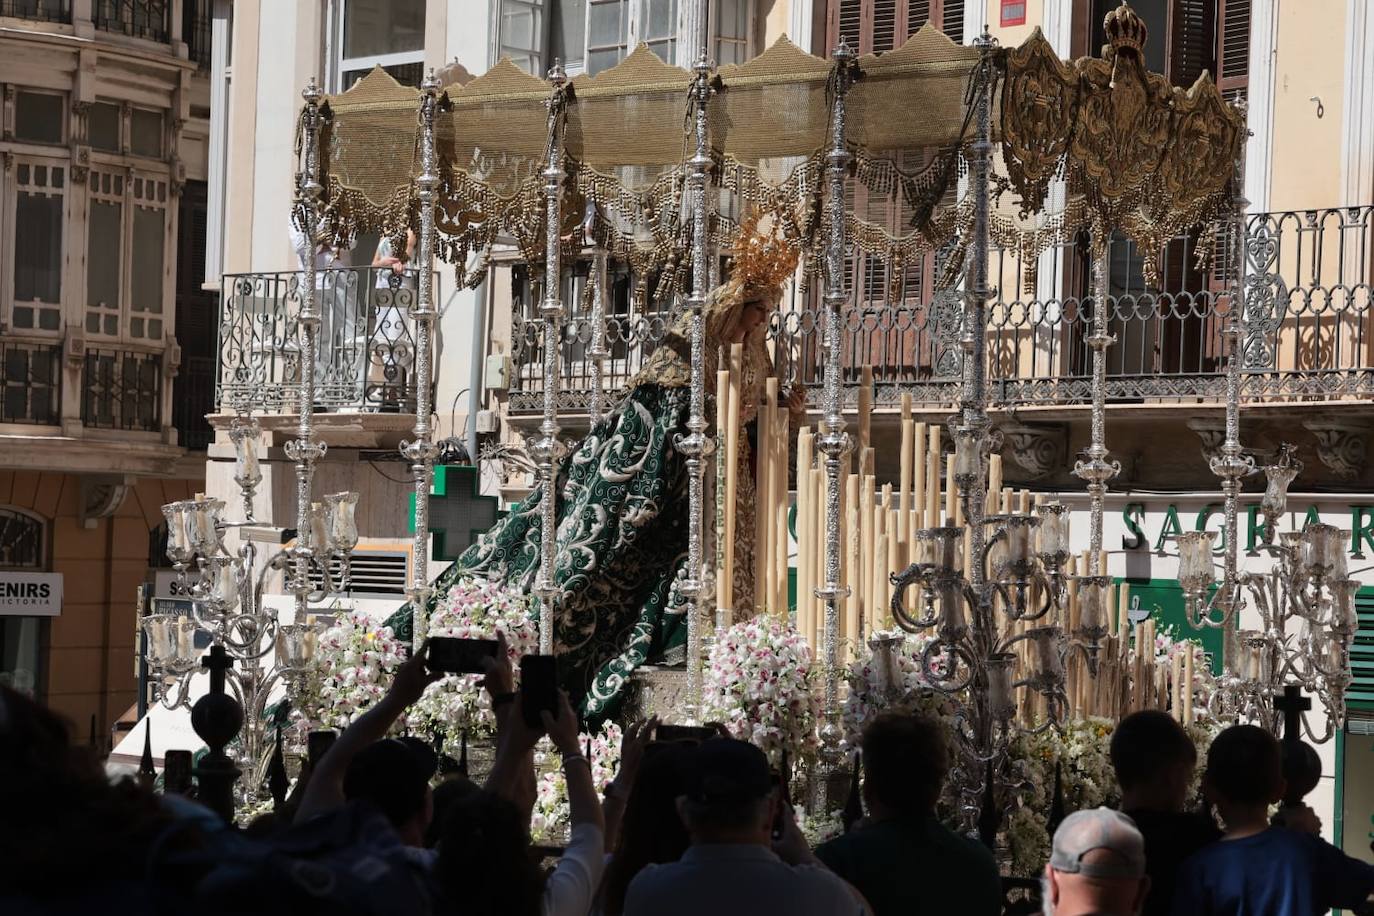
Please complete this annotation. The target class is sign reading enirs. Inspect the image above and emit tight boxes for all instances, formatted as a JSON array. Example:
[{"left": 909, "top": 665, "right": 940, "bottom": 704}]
[{"left": 0, "top": 572, "right": 63, "bottom": 616}]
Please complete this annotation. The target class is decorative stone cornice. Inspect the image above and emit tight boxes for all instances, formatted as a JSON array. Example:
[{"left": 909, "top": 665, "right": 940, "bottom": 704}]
[
  {"left": 1301, "top": 419, "right": 1367, "bottom": 479},
  {"left": 1000, "top": 423, "right": 1065, "bottom": 480}
]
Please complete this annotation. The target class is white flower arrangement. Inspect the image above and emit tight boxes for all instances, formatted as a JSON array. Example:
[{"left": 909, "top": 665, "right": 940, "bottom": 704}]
[
  {"left": 406, "top": 578, "right": 537, "bottom": 752},
  {"left": 702, "top": 618, "right": 822, "bottom": 763},
  {"left": 841, "top": 630, "right": 959, "bottom": 748},
  {"left": 299, "top": 611, "right": 410, "bottom": 732},
  {"left": 530, "top": 721, "right": 623, "bottom": 842}
]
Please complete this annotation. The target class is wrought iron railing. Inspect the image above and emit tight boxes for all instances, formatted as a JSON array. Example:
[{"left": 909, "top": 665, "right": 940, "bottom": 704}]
[
  {"left": 216, "top": 267, "right": 425, "bottom": 413},
  {"left": 93, "top": 0, "right": 169, "bottom": 42},
  {"left": 82, "top": 348, "right": 161, "bottom": 431},
  {"left": 508, "top": 205, "right": 1374, "bottom": 413},
  {"left": 1, "top": 0, "right": 71, "bottom": 22},
  {"left": 0, "top": 340, "right": 61, "bottom": 425}
]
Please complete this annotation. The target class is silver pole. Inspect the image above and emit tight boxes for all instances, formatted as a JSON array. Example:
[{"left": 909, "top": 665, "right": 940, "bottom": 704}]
[
  {"left": 813, "top": 40, "right": 855, "bottom": 810},
  {"left": 675, "top": 51, "right": 716, "bottom": 722},
  {"left": 587, "top": 247, "right": 609, "bottom": 426},
  {"left": 1074, "top": 251, "right": 1119, "bottom": 578},
  {"left": 286, "top": 79, "right": 327, "bottom": 626},
  {"left": 1212, "top": 102, "right": 1254, "bottom": 671},
  {"left": 402, "top": 71, "right": 443, "bottom": 648},
  {"left": 531, "top": 63, "right": 570, "bottom": 656}
]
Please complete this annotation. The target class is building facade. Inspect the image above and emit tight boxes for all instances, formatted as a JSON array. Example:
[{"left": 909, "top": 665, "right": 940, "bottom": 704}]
[
  {"left": 203, "top": 0, "right": 1371, "bottom": 852},
  {"left": 0, "top": 0, "right": 214, "bottom": 741}
]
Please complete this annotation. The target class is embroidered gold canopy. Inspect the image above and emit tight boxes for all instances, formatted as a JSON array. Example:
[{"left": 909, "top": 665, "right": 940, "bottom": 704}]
[{"left": 311, "top": 1, "right": 1242, "bottom": 300}]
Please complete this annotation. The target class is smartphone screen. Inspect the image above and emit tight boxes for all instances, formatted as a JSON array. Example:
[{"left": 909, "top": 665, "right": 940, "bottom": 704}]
[
  {"left": 427, "top": 636, "right": 499, "bottom": 674},
  {"left": 163, "top": 749, "right": 193, "bottom": 793},
  {"left": 307, "top": 729, "right": 338, "bottom": 769},
  {"left": 655, "top": 724, "right": 715, "bottom": 743},
  {"left": 520, "top": 654, "right": 559, "bottom": 729}
]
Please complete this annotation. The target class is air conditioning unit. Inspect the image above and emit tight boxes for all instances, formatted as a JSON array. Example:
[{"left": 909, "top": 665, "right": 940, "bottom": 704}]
[
  {"left": 476, "top": 409, "right": 500, "bottom": 434},
  {"left": 485, "top": 354, "right": 512, "bottom": 390}
]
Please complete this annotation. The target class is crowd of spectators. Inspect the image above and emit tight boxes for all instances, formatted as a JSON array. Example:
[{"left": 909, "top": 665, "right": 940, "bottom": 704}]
[{"left": 4, "top": 638, "right": 1373, "bottom": 916}]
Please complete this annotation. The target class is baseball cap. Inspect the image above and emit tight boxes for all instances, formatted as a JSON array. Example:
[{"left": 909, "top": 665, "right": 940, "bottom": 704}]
[
  {"left": 683, "top": 738, "right": 773, "bottom": 805},
  {"left": 1049, "top": 808, "right": 1147, "bottom": 879}
]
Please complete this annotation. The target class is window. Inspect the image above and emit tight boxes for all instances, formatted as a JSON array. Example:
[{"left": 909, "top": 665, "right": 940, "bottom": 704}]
[
  {"left": 714, "top": 0, "right": 750, "bottom": 66},
  {"left": 86, "top": 169, "right": 169, "bottom": 341},
  {"left": 14, "top": 91, "right": 65, "bottom": 145},
  {"left": 501, "top": 0, "right": 754, "bottom": 78},
  {"left": 827, "top": 0, "right": 963, "bottom": 55},
  {"left": 336, "top": 0, "right": 426, "bottom": 90},
  {"left": 130, "top": 108, "right": 164, "bottom": 158},
  {"left": 501, "top": 0, "right": 546, "bottom": 74},
  {"left": 89, "top": 101, "right": 121, "bottom": 152},
  {"left": 12, "top": 162, "right": 64, "bottom": 332},
  {"left": 585, "top": 0, "right": 628, "bottom": 74},
  {"left": 94, "top": 0, "right": 171, "bottom": 42}
]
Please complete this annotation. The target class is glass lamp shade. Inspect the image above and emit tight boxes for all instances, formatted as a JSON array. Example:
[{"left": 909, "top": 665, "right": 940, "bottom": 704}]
[
  {"left": 323, "top": 492, "right": 360, "bottom": 553},
  {"left": 953, "top": 434, "right": 979, "bottom": 480},
  {"left": 1301, "top": 524, "right": 1341, "bottom": 580},
  {"left": 1329, "top": 578, "right": 1361, "bottom": 634},
  {"left": 1077, "top": 577, "right": 1111, "bottom": 634},
  {"left": 988, "top": 514, "right": 1036, "bottom": 576},
  {"left": 1036, "top": 502, "right": 1070, "bottom": 561},
  {"left": 143, "top": 614, "right": 198, "bottom": 672},
  {"left": 1177, "top": 531, "right": 1216, "bottom": 592},
  {"left": 309, "top": 502, "right": 331, "bottom": 555},
  {"left": 987, "top": 653, "right": 1018, "bottom": 721},
  {"left": 1237, "top": 631, "right": 1270, "bottom": 683},
  {"left": 189, "top": 499, "right": 225, "bottom": 555},
  {"left": 919, "top": 528, "right": 964, "bottom": 575},
  {"left": 276, "top": 623, "right": 320, "bottom": 671},
  {"left": 202, "top": 555, "right": 242, "bottom": 609},
  {"left": 231, "top": 427, "right": 262, "bottom": 490},
  {"left": 162, "top": 501, "right": 196, "bottom": 563},
  {"left": 1332, "top": 531, "right": 1350, "bottom": 580},
  {"left": 1030, "top": 628, "right": 1064, "bottom": 680},
  {"left": 1261, "top": 461, "right": 1299, "bottom": 525},
  {"left": 936, "top": 579, "right": 967, "bottom": 635}
]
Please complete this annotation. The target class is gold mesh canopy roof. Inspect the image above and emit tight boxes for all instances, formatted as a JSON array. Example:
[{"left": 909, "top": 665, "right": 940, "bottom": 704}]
[{"left": 312, "top": 14, "right": 1240, "bottom": 296}]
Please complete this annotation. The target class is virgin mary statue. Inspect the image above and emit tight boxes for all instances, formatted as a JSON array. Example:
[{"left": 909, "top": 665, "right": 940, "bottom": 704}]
[{"left": 387, "top": 222, "right": 802, "bottom": 721}]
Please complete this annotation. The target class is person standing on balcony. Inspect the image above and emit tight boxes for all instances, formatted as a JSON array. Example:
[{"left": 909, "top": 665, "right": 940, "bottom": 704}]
[
  {"left": 385, "top": 217, "right": 806, "bottom": 724},
  {"left": 370, "top": 229, "right": 417, "bottom": 410},
  {"left": 289, "top": 214, "right": 354, "bottom": 404}
]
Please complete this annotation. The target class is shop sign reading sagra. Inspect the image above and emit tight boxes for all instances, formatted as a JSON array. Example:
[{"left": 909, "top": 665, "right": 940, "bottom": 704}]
[
  {"left": 0, "top": 572, "right": 63, "bottom": 616},
  {"left": 1121, "top": 499, "right": 1374, "bottom": 557}
]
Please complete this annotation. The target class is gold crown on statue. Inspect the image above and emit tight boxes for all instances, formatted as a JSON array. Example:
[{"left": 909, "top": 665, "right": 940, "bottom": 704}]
[
  {"left": 1104, "top": 1, "right": 1147, "bottom": 56},
  {"left": 728, "top": 212, "right": 801, "bottom": 293}
]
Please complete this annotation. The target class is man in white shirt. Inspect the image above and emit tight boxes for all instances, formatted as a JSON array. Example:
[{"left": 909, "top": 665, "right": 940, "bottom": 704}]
[
  {"left": 624, "top": 739, "right": 869, "bottom": 916},
  {"left": 288, "top": 215, "right": 355, "bottom": 399}
]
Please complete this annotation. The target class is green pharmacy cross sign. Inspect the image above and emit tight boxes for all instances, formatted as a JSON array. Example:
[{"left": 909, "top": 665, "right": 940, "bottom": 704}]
[{"left": 407, "top": 465, "right": 501, "bottom": 562}]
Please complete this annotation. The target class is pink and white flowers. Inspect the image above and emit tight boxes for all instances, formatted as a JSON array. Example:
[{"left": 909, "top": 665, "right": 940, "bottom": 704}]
[
  {"left": 703, "top": 619, "right": 821, "bottom": 762},
  {"left": 841, "top": 630, "right": 958, "bottom": 747},
  {"left": 530, "top": 721, "right": 623, "bottom": 842},
  {"left": 299, "top": 611, "right": 409, "bottom": 732},
  {"left": 409, "top": 578, "right": 537, "bottom": 751}
]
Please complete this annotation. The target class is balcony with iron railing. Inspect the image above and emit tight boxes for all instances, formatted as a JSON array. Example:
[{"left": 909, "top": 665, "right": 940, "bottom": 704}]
[
  {"left": 1, "top": 0, "right": 71, "bottom": 23},
  {"left": 0, "top": 328, "right": 185, "bottom": 472},
  {"left": 93, "top": 0, "right": 169, "bottom": 43},
  {"left": 215, "top": 267, "right": 426, "bottom": 418},
  {"left": 506, "top": 205, "right": 1374, "bottom": 418}
]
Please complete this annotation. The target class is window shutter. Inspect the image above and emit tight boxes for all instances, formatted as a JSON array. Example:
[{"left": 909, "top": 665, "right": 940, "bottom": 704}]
[
  {"left": 1216, "top": 0, "right": 1250, "bottom": 100},
  {"left": 907, "top": 0, "right": 932, "bottom": 33},
  {"left": 872, "top": 0, "right": 898, "bottom": 51},
  {"left": 1169, "top": 0, "right": 1216, "bottom": 88},
  {"left": 829, "top": 0, "right": 862, "bottom": 49},
  {"left": 1348, "top": 588, "right": 1374, "bottom": 714},
  {"left": 938, "top": 0, "right": 964, "bottom": 42}
]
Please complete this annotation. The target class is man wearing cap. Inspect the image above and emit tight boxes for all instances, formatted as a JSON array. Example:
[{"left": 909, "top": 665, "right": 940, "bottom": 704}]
[
  {"left": 623, "top": 738, "right": 869, "bottom": 916},
  {"left": 1044, "top": 808, "right": 1152, "bottom": 916}
]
